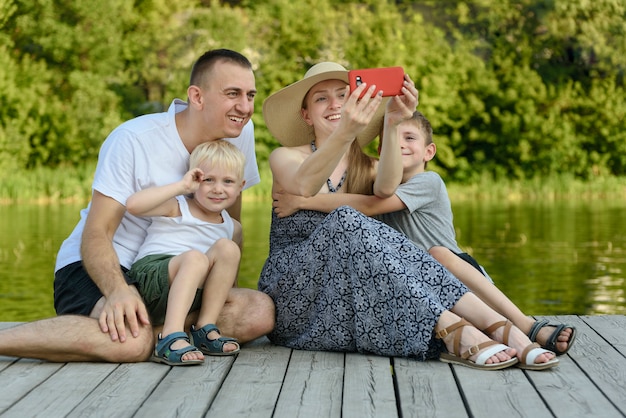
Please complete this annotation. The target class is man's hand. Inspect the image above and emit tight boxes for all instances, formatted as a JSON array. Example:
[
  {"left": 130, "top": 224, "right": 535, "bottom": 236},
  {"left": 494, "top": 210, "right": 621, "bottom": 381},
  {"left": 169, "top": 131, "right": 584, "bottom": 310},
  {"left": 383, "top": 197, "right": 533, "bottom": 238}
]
[{"left": 98, "top": 285, "right": 151, "bottom": 342}]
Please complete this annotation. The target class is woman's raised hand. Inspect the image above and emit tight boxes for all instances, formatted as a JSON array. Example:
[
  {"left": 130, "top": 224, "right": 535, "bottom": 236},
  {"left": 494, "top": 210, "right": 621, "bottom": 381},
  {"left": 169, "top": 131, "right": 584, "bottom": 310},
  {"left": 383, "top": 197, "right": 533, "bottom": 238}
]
[{"left": 337, "top": 82, "right": 384, "bottom": 138}]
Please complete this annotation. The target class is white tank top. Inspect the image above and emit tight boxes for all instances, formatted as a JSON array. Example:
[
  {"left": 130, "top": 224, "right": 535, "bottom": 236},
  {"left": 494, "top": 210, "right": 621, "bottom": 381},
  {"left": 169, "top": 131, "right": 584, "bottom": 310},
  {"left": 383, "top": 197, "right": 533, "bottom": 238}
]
[{"left": 133, "top": 195, "right": 234, "bottom": 262}]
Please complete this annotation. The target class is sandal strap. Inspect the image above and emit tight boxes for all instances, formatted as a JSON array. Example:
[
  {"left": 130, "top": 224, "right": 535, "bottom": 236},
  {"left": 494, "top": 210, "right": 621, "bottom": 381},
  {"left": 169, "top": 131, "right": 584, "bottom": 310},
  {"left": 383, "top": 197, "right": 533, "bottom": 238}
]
[
  {"left": 460, "top": 340, "right": 499, "bottom": 360},
  {"left": 435, "top": 318, "right": 473, "bottom": 358},
  {"left": 521, "top": 342, "right": 549, "bottom": 364},
  {"left": 527, "top": 319, "right": 550, "bottom": 342},
  {"left": 435, "top": 318, "right": 471, "bottom": 340},
  {"left": 191, "top": 323, "right": 240, "bottom": 355},
  {"left": 155, "top": 332, "right": 191, "bottom": 354},
  {"left": 154, "top": 332, "right": 200, "bottom": 361},
  {"left": 191, "top": 323, "right": 220, "bottom": 338},
  {"left": 483, "top": 320, "right": 513, "bottom": 346},
  {"left": 473, "top": 343, "right": 511, "bottom": 365}
]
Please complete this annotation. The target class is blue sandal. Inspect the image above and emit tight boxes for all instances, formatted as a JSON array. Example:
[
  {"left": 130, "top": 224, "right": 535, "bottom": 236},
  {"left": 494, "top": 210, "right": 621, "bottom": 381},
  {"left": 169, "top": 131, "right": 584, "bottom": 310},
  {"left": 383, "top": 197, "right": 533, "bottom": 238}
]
[
  {"left": 151, "top": 332, "right": 204, "bottom": 366},
  {"left": 190, "top": 324, "right": 240, "bottom": 356}
]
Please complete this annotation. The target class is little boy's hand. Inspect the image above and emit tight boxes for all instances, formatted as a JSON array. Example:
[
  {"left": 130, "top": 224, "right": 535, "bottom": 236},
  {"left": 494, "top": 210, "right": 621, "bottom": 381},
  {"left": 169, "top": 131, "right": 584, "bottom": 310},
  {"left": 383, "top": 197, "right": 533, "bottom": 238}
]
[{"left": 181, "top": 168, "right": 204, "bottom": 193}]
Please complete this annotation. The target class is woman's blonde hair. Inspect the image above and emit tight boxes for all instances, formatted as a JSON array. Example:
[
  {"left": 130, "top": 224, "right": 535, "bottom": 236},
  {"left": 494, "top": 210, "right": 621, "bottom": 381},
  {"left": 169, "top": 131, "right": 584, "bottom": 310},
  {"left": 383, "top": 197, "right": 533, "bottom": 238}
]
[
  {"left": 189, "top": 140, "right": 246, "bottom": 180},
  {"left": 344, "top": 140, "right": 376, "bottom": 194}
]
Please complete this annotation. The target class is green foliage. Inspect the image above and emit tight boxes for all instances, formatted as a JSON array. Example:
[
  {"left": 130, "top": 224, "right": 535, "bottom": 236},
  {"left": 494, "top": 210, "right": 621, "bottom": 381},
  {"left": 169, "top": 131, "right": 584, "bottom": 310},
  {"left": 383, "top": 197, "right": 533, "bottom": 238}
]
[{"left": 1, "top": 0, "right": 625, "bottom": 202}]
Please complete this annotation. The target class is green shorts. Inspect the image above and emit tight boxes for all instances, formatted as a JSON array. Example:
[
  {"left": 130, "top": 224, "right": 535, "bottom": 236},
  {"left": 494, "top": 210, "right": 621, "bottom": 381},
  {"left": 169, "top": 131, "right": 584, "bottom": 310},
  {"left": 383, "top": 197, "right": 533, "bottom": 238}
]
[{"left": 128, "top": 254, "right": 202, "bottom": 325}]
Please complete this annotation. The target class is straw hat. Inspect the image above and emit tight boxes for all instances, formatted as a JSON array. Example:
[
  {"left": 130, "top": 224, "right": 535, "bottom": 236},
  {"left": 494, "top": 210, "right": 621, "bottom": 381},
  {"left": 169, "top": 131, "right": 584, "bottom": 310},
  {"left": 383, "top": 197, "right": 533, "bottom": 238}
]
[{"left": 263, "top": 62, "right": 387, "bottom": 147}]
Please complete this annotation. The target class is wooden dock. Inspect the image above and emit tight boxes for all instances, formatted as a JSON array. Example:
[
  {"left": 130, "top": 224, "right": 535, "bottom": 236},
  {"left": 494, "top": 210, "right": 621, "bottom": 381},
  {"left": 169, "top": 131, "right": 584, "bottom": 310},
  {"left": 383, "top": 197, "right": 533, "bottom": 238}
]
[{"left": 1, "top": 315, "right": 625, "bottom": 417}]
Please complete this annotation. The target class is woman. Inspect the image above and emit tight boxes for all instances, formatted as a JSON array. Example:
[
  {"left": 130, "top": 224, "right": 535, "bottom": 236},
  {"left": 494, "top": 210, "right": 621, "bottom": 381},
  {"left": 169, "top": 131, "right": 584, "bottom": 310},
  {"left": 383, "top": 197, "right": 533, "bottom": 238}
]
[{"left": 259, "top": 62, "right": 557, "bottom": 370}]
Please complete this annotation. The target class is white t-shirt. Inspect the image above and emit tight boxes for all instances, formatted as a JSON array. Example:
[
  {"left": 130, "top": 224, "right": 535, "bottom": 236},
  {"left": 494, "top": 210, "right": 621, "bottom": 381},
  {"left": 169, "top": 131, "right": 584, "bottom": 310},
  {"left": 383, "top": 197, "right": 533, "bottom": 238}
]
[{"left": 55, "top": 99, "right": 260, "bottom": 272}]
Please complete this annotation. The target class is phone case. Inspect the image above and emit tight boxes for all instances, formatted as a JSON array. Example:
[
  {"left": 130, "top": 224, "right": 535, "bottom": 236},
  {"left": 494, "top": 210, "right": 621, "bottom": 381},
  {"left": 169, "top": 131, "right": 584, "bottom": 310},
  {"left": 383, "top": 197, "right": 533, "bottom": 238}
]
[{"left": 348, "top": 66, "right": 404, "bottom": 98}]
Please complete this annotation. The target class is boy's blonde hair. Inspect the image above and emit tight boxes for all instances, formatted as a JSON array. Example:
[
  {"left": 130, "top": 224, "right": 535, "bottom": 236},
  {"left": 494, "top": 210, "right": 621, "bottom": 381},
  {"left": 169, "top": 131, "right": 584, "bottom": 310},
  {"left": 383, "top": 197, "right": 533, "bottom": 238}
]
[{"left": 189, "top": 140, "right": 246, "bottom": 180}]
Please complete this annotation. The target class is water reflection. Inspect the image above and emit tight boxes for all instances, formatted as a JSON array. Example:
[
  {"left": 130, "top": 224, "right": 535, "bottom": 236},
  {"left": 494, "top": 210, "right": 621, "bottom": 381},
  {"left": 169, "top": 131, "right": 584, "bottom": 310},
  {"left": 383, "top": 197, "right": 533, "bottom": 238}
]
[{"left": 0, "top": 199, "right": 625, "bottom": 321}]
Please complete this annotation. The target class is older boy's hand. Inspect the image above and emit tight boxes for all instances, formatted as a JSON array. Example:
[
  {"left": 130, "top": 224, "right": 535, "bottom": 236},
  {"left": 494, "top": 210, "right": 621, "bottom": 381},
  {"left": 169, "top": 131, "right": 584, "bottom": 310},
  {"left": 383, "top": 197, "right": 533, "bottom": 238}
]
[
  {"left": 272, "top": 189, "right": 303, "bottom": 218},
  {"left": 385, "top": 74, "right": 419, "bottom": 127}
]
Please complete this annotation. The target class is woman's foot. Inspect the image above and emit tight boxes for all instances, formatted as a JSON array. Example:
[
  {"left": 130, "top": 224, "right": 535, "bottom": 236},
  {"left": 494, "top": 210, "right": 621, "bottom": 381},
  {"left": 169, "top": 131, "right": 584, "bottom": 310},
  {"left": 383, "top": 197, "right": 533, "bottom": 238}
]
[
  {"left": 485, "top": 321, "right": 559, "bottom": 370},
  {"left": 436, "top": 318, "right": 518, "bottom": 370}
]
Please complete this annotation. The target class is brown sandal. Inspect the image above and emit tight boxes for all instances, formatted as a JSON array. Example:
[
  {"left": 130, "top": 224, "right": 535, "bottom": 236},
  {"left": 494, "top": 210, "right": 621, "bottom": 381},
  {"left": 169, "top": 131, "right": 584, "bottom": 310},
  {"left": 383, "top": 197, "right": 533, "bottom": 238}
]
[
  {"left": 483, "top": 320, "right": 559, "bottom": 371},
  {"left": 436, "top": 318, "right": 518, "bottom": 370}
]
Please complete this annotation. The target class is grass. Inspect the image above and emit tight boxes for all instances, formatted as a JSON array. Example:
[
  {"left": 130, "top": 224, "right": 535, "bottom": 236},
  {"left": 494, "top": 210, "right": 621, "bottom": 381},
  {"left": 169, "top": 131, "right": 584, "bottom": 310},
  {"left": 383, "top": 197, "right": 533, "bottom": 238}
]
[{"left": 1, "top": 162, "right": 625, "bottom": 204}]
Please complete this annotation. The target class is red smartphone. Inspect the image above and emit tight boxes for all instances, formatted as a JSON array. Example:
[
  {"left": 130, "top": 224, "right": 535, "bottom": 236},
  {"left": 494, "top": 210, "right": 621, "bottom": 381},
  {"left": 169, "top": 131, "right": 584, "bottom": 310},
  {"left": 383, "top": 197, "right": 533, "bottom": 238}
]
[{"left": 348, "top": 66, "right": 405, "bottom": 98}]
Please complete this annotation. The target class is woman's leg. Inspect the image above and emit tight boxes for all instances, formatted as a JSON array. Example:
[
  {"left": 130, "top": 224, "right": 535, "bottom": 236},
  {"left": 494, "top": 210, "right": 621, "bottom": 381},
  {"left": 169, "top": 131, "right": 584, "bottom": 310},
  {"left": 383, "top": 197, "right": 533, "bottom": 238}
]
[
  {"left": 451, "top": 292, "right": 556, "bottom": 365},
  {"left": 429, "top": 246, "right": 574, "bottom": 353},
  {"left": 435, "top": 310, "right": 516, "bottom": 365}
]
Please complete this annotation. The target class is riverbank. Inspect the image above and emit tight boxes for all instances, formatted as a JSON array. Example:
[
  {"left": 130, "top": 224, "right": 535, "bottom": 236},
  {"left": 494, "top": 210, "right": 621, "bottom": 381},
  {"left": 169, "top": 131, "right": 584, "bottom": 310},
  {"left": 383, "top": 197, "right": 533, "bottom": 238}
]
[{"left": 2, "top": 163, "right": 626, "bottom": 205}]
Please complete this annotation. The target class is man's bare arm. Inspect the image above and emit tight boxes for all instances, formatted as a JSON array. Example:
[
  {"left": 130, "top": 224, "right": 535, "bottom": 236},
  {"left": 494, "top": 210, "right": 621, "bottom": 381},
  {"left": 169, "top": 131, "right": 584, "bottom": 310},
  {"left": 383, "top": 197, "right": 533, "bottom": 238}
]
[{"left": 81, "top": 191, "right": 151, "bottom": 342}]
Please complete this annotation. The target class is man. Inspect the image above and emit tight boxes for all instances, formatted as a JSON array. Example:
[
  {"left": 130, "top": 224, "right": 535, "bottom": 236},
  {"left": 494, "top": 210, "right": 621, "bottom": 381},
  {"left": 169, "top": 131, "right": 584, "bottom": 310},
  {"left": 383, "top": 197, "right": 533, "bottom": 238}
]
[{"left": 0, "top": 49, "right": 274, "bottom": 362}]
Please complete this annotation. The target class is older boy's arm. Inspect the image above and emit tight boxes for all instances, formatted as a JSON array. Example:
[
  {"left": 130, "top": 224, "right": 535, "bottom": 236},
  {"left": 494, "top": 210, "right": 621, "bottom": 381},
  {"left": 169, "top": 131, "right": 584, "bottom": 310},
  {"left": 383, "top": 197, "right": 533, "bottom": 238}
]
[
  {"left": 374, "top": 75, "right": 419, "bottom": 198},
  {"left": 272, "top": 189, "right": 406, "bottom": 217},
  {"left": 373, "top": 118, "right": 403, "bottom": 198}
]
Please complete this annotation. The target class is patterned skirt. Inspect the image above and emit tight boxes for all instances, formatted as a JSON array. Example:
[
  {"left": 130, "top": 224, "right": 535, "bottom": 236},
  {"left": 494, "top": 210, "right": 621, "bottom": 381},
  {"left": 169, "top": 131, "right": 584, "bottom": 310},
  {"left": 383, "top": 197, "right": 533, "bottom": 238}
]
[{"left": 258, "top": 206, "right": 469, "bottom": 360}]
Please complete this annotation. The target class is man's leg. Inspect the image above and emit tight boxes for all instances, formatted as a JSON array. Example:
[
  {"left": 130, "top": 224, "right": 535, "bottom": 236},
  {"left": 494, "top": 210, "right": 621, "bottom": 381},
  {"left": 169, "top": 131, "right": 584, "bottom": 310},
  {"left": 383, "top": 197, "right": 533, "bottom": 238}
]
[
  {"left": 216, "top": 288, "right": 275, "bottom": 343},
  {"left": 0, "top": 314, "right": 154, "bottom": 362}
]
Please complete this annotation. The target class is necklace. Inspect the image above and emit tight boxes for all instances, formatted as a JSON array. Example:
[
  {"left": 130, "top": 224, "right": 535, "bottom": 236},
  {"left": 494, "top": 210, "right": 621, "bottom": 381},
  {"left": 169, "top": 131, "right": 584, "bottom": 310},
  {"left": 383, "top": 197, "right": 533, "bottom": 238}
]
[{"left": 310, "top": 140, "right": 347, "bottom": 193}]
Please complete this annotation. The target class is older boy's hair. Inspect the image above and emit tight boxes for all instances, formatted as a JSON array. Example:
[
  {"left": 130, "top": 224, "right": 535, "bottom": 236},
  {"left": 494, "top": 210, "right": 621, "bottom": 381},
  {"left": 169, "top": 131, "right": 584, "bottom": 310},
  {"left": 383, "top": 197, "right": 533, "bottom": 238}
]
[
  {"left": 410, "top": 111, "right": 434, "bottom": 169},
  {"left": 190, "top": 49, "right": 252, "bottom": 87},
  {"left": 189, "top": 140, "right": 246, "bottom": 180},
  {"left": 410, "top": 111, "right": 434, "bottom": 145}
]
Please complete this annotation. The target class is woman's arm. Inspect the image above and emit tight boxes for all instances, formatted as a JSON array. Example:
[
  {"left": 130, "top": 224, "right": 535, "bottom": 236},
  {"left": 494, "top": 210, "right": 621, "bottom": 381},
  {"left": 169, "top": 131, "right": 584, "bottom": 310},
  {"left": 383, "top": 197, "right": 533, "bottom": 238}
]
[{"left": 270, "top": 83, "right": 383, "bottom": 197}]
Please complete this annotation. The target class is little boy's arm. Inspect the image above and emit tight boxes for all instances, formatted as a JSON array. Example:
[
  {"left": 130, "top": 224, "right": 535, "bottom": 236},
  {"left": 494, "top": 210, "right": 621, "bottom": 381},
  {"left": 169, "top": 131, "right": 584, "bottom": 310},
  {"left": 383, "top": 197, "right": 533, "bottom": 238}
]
[
  {"left": 272, "top": 189, "right": 406, "bottom": 218},
  {"left": 126, "top": 168, "right": 202, "bottom": 217}
]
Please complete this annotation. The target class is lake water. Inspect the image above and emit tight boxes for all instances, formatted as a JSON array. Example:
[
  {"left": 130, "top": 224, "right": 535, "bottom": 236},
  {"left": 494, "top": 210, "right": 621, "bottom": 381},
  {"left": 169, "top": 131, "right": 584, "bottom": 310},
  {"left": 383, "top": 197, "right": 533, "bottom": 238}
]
[{"left": 1, "top": 199, "right": 625, "bottom": 321}]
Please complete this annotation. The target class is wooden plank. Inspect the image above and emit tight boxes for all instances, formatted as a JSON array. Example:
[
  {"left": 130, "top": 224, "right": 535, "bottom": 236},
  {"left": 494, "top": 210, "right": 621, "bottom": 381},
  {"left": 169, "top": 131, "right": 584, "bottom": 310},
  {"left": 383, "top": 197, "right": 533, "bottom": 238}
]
[
  {"left": 133, "top": 356, "right": 235, "bottom": 417},
  {"left": 65, "top": 362, "right": 169, "bottom": 418},
  {"left": 539, "top": 315, "right": 626, "bottom": 417},
  {"left": 2, "top": 362, "right": 118, "bottom": 418},
  {"left": 581, "top": 314, "right": 626, "bottom": 353},
  {"left": 0, "top": 359, "right": 64, "bottom": 415},
  {"left": 273, "top": 349, "right": 344, "bottom": 417},
  {"left": 343, "top": 353, "right": 397, "bottom": 418},
  {"left": 394, "top": 357, "right": 469, "bottom": 418},
  {"left": 207, "top": 337, "right": 291, "bottom": 417},
  {"left": 454, "top": 365, "right": 554, "bottom": 418}
]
